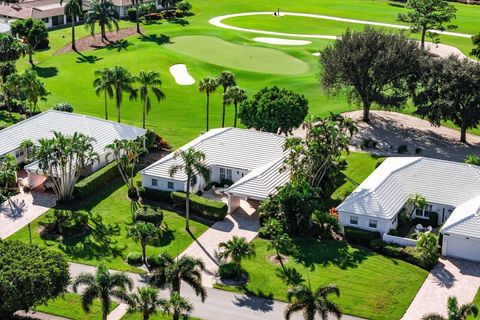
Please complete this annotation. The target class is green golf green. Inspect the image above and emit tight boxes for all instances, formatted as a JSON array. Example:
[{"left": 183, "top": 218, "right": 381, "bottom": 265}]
[{"left": 164, "top": 35, "right": 310, "bottom": 75}]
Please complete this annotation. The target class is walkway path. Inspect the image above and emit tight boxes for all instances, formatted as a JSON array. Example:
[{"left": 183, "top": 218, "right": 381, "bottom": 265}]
[
  {"left": 179, "top": 207, "right": 260, "bottom": 287},
  {"left": 402, "top": 258, "right": 480, "bottom": 320},
  {"left": 0, "top": 190, "right": 56, "bottom": 239}
]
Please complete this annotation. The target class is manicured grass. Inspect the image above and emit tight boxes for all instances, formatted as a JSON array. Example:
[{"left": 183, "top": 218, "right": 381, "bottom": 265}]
[
  {"left": 164, "top": 35, "right": 310, "bottom": 75},
  {"left": 34, "top": 292, "right": 118, "bottom": 320},
  {"left": 122, "top": 312, "right": 201, "bottom": 320},
  {"left": 468, "top": 287, "right": 480, "bottom": 319},
  {"left": 8, "top": 178, "right": 210, "bottom": 273},
  {"left": 216, "top": 238, "right": 428, "bottom": 320},
  {"left": 0, "top": 111, "right": 22, "bottom": 128}
]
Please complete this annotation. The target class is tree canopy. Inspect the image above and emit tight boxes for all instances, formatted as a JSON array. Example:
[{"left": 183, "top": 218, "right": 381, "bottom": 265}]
[
  {"left": 0, "top": 240, "right": 70, "bottom": 318},
  {"left": 397, "top": 0, "right": 457, "bottom": 49},
  {"left": 10, "top": 18, "right": 48, "bottom": 65},
  {"left": 472, "top": 33, "right": 480, "bottom": 59},
  {"left": 238, "top": 86, "right": 308, "bottom": 135},
  {"left": 320, "top": 27, "right": 423, "bottom": 122},
  {"left": 413, "top": 55, "right": 480, "bottom": 143}
]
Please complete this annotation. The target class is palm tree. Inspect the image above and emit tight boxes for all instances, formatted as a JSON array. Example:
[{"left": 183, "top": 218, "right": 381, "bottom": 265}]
[
  {"left": 285, "top": 284, "right": 341, "bottom": 320},
  {"left": 223, "top": 86, "right": 247, "bottom": 128},
  {"left": 164, "top": 292, "right": 193, "bottom": 320},
  {"left": 150, "top": 253, "right": 207, "bottom": 302},
  {"left": 72, "top": 264, "right": 133, "bottom": 320},
  {"left": 84, "top": 0, "right": 119, "bottom": 43},
  {"left": 421, "top": 296, "right": 478, "bottom": 320},
  {"left": 109, "top": 66, "right": 137, "bottom": 123},
  {"left": 128, "top": 221, "right": 159, "bottom": 268},
  {"left": 198, "top": 77, "right": 218, "bottom": 132},
  {"left": 124, "top": 286, "right": 167, "bottom": 320},
  {"left": 0, "top": 154, "right": 17, "bottom": 190},
  {"left": 60, "top": 0, "right": 83, "bottom": 51},
  {"left": 218, "top": 236, "right": 255, "bottom": 278},
  {"left": 17, "top": 70, "right": 50, "bottom": 117},
  {"left": 169, "top": 147, "right": 210, "bottom": 230},
  {"left": 135, "top": 70, "right": 165, "bottom": 129},
  {"left": 19, "top": 139, "right": 35, "bottom": 163},
  {"left": 93, "top": 68, "right": 114, "bottom": 120},
  {"left": 216, "top": 71, "right": 236, "bottom": 128}
]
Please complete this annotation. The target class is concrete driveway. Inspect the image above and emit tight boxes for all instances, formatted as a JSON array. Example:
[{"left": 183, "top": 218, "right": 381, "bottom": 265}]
[
  {"left": 0, "top": 190, "right": 57, "bottom": 239},
  {"left": 403, "top": 258, "right": 480, "bottom": 320}
]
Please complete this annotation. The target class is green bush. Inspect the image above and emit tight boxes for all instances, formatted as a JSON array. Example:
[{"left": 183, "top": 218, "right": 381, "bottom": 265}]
[
  {"left": 375, "top": 158, "right": 385, "bottom": 168},
  {"left": 171, "top": 191, "right": 227, "bottom": 220},
  {"left": 127, "top": 252, "right": 143, "bottom": 265},
  {"left": 134, "top": 206, "right": 164, "bottom": 227},
  {"left": 138, "top": 187, "right": 173, "bottom": 204},
  {"left": 127, "top": 8, "right": 137, "bottom": 21},
  {"left": 52, "top": 102, "right": 73, "bottom": 113},
  {"left": 465, "top": 154, "right": 480, "bottom": 166},
  {"left": 218, "top": 262, "right": 238, "bottom": 280},
  {"left": 73, "top": 161, "right": 120, "bottom": 199},
  {"left": 344, "top": 226, "right": 381, "bottom": 247},
  {"left": 397, "top": 145, "right": 408, "bottom": 154}
]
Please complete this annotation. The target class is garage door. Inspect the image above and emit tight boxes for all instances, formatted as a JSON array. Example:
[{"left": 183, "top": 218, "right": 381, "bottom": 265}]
[{"left": 444, "top": 234, "right": 480, "bottom": 262}]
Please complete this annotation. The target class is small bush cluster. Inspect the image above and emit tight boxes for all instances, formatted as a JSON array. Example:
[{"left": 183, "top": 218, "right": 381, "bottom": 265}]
[
  {"left": 375, "top": 158, "right": 385, "bottom": 168},
  {"left": 218, "top": 262, "right": 239, "bottom": 280},
  {"left": 41, "top": 210, "right": 89, "bottom": 238},
  {"left": 134, "top": 206, "right": 164, "bottom": 227},
  {"left": 361, "top": 138, "right": 378, "bottom": 150},
  {"left": 171, "top": 191, "right": 228, "bottom": 220},
  {"left": 52, "top": 102, "right": 74, "bottom": 113},
  {"left": 73, "top": 161, "right": 120, "bottom": 199},
  {"left": 343, "top": 226, "right": 381, "bottom": 247},
  {"left": 145, "top": 130, "right": 171, "bottom": 152},
  {"left": 138, "top": 187, "right": 173, "bottom": 204},
  {"left": 127, "top": 252, "right": 143, "bottom": 265},
  {"left": 397, "top": 144, "right": 408, "bottom": 154}
]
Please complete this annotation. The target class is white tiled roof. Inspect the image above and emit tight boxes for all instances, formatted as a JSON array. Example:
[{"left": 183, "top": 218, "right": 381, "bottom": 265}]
[
  {"left": 0, "top": 110, "right": 146, "bottom": 155},
  {"left": 337, "top": 157, "right": 480, "bottom": 219},
  {"left": 441, "top": 195, "right": 480, "bottom": 237},
  {"left": 141, "top": 128, "right": 288, "bottom": 198}
]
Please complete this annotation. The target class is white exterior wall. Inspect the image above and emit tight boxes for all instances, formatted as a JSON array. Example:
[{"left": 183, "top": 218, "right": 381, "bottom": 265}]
[
  {"left": 142, "top": 174, "right": 186, "bottom": 192},
  {"left": 210, "top": 165, "right": 249, "bottom": 184},
  {"left": 442, "top": 233, "right": 480, "bottom": 262},
  {"left": 339, "top": 211, "right": 395, "bottom": 235},
  {"left": 411, "top": 201, "right": 455, "bottom": 225},
  {"left": 383, "top": 234, "right": 417, "bottom": 247}
]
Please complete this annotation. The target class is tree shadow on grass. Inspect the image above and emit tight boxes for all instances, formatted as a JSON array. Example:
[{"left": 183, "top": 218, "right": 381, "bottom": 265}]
[
  {"left": 291, "top": 238, "right": 372, "bottom": 271},
  {"left": 167, "top": 18, "right": 189, "bottom": 26},
  {"left": 151, "top": 228, "right": 174, "bottom": 247},
  {"left": 33, "top": 65, "right": 59, "bottom": 78},
  {"left": 105, "top": 39, "right": 133, "bottom": 52},
  {"left": 139, "top": 34, "right": 171, "bottom": 46},
  {"left": 76, "top": 51, "right": 103, "bottom": 64}
]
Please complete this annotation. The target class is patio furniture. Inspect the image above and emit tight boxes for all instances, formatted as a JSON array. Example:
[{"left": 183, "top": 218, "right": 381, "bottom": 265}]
[
  {"left": 426, "top": 226, "right": 433, "bottom": 233},
  {"left": 415, "top": 224, "right": 424, "bottom": 232}
]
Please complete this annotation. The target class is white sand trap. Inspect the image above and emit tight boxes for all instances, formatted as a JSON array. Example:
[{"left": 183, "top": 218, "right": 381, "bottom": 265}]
[
  {"left": 253, "top": 37, "right": 312, "bottom": 45},
  {"left": 312, "top": 52, "right": 320, "bottom": 56},
  {"left": 170, "top": 64, "right": 195, "bottom": 85}
]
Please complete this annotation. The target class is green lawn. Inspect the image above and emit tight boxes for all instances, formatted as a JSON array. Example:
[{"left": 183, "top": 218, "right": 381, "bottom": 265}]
[
  {"left": 34, "top": 292, "right": 118, "bottom": 320},
  {"left": 216, "top": 238, "right": 428, "bottom": 320},
  {"left": 468, "top": 287, "right": 480, "bottom": 319},
  {"left": 8, "top": 0, "right": 478, "bottom": 148},
  {"left": 8, "top": 178, "right": 209, "bottom": 273},
  {"left": 0, "top": 111, "right": 22, "bottom": 129}
]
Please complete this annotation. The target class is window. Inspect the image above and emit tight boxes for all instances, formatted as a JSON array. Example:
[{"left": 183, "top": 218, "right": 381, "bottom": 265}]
[
  {"left": 167, "top": 182, "right": 174, "bottom": 190},
  {"left": 151, "top": 179, "right": 158, "bottom": 187},
  {"left": 42, "top": 17, "right": 49, "bottom": 23},
  {"left": 219, "top": 168, "right": 225, "bottom": 180},
  {"left": 369, "top": 219, "right": 378, "bottom": 229},
  {"left": 350, "top": 216, "right": 358, "bottom": 225},
  {"left": 226, "top": 169, "right": 232, "bottom": 180}
]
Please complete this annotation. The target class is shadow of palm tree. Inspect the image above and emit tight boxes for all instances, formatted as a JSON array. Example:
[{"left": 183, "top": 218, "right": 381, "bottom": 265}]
[
  {"left": 167, "top": 18, "right": 189, "bottom": 26},
  {"left": 76, "top": 52, "right": 103, "bottom": 64},
  {"left": 139, "top": 34, "right": 171, "bottom": 46},
  {"left": 33, "top": 65, "right": 59, "bottom": 78}
]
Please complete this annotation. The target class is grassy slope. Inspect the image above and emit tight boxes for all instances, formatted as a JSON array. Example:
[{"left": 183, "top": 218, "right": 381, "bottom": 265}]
[
  {"left": 8, "top": 178, "right": 209, "bottom": 273},
  {"left": 34, "top": 293, "right": 118, "bottom": 320},
  {"left": 12, "top": 0, "right": 480, "bottom": 148}
]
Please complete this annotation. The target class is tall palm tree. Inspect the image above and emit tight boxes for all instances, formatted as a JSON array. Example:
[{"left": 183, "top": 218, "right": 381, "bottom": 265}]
[
  {"left": 0, "top": 154, "right": 17, "bottom": 190},
  {"left": 93, "top": 68, "right": 114, "bottom": 120},
  {"left": 128, "top": 221, "right": 159, "bottom": 268},
  {"left": 135, "top": 70, "right": 165, "bottom": 129},
  {"left": 124, "top": 286, "right": 167, "bottom": 320},
  {"left": 150, "top": 253, "right": 207, "bottom": 302},
  {"left": 218, "top": 236, "right": 255, "bottom": 279},
  {"left": 72, "top": 264, "right": 133, "bottom": 320},
  {"left": 164, "top": 292, "right": 193, "bottom": 320},
  {"left": 60, "top": 0, "right": 83, "bottom": 51},
  {"left": 169, "top": 147, "right": 210, "bottom": 230},
  {"left": 198, "top": 77, "right": 218, "bottom": 132},
  {"left": 109, "top": 66, "right": 137, "bottom": 123},
  {"left": 216, "top": 71, "right": 236, "bottom": 128},
  {"left": 84, "top": 0, "right": 119, "bottom": 43},
  {"left": 421, "top": 296, "right": 478, "bottom": 320},
  {"left": 223, "top": 86, "right": 247, "bottom": 128},
  {"left": 19, "top": 139, "right": 35, "bottom": 163},
  {"left": 285, "top": 284, "right": 341, "bottom": 320}
]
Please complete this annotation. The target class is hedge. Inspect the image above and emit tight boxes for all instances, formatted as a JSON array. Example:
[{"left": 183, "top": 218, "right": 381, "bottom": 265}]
[
  {"left": 370, "top": 239, "right": 438, "bottom": 270},
  {"left": 344, "top": 226, "right": 381, "bottom": 247},
  {"left": 171, "top": 191, "right": 228, "bottom": 220},
  {"left": 73, "top": 161, "right": 120, "bottom": 199},
  {"left": 138, "top": 187, "right": 173, "bottom": 204}
]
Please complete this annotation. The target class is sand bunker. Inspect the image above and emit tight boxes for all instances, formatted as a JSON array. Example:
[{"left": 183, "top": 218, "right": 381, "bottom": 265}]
[{"left": 169, "top": 64, "right": 195, "bottom": 85}]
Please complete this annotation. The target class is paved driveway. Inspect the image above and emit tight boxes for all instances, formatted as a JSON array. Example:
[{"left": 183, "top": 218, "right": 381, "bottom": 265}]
[
  {"left": 0, "top": 191, "right": 56, "bottom": 239},
  {"left": 403, "top": 258, "right": 480, "bottom": 319}
]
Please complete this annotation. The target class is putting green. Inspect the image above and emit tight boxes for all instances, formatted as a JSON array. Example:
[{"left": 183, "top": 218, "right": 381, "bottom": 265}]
[{"left": 164, "top": 35, "right": 310, "bottom": 75}]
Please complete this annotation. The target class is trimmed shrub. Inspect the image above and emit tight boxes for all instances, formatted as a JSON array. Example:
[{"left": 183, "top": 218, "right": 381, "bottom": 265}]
[
  {"left": 134, "top": 206, "right": 164, "bottom": 227},
  {"left": 127, "top": 252, "right": 143, "bottom": 265},
  {"left": 344, "top": 226, "right": 381, "bottom": 247},
  {"left": 218, "top": 262, "right": 238, "bottom": 280},
  {"left": 397, "top": 145, "right": 408, "bottom": 154},
  {"left": 138, "top": 187, "right": 173, "bottom": 204},
  {"left": 171, "top": 191, "right": 228, "bottom": 220},
  {"left": 127, "top": 8, "right": 137, "bottom": 21},
  {"left": 145, "top": 13, "right": 162, "bottom": 21},
  {"left": 52, "top": 102, "right": 73, "bottom": 113},
  {"left": 73, "top": 161, "right": 120, "bottom": 199},
  {"left": 375, "top": 158, "right": 385, "bottom": 168}
]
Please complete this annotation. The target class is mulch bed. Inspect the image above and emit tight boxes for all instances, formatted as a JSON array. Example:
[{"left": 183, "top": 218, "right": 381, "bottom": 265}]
[{"left": 56, "top": 27, "right": 141, "bottom": 54}]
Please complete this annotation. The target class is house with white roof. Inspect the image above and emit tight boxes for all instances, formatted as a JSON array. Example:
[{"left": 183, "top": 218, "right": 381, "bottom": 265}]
[
  {"left": 337, "top": 157, "right": 480, "bottom": 262},
  {"left": 141, "top": 128, "right": 290, "bottom": 213},
  {"left": 0, "top": 110, "right": 146, "bottom": 188}
]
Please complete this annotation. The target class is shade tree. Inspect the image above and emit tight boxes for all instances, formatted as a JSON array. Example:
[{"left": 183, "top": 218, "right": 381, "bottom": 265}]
[{"left": 10, "top": 18, "right": 48, "bottom": 66}]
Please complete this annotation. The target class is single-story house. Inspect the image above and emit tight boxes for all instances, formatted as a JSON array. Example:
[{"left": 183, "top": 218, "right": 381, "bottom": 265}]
[
  {"left": 141, "top": 127, "right": 290, "bottom": 213},
  {"left": 337, "top": 157, "right": 480, "bottom": 262},
  {"left": 0, "top": 110, "right": 146, "bottom": 188}
]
